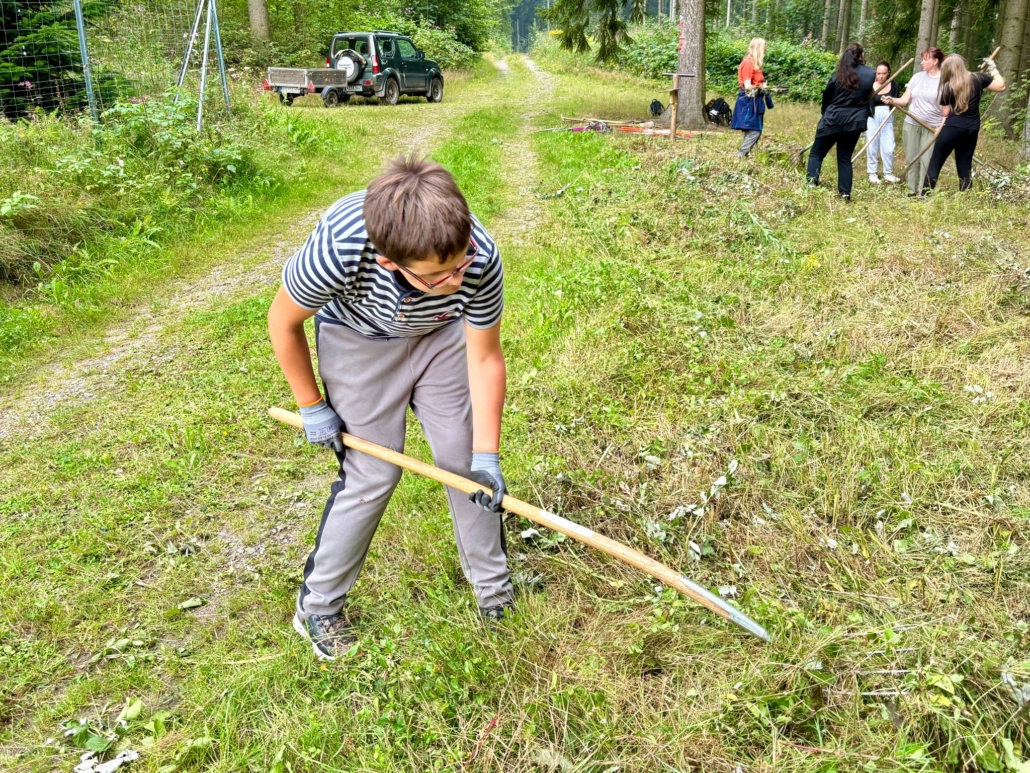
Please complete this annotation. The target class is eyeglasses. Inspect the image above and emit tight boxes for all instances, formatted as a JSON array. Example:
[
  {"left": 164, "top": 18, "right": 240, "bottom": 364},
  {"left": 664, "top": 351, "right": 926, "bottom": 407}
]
[{"left": 394, "top": 239, "right": 480, "bottom": 290}]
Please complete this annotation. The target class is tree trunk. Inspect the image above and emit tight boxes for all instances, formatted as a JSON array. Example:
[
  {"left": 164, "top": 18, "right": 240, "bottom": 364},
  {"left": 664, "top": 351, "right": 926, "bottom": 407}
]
[
  {"left": 248, "top": 0, "right": 271, "bottom": 41},
  {"left": 1020, "top": 10, "right": 1030, "bottom": 78},
  {"left": 726, "top": 0, "right": 732, "bottom": 27},
  {"left": 836, "top": 0, "right": 852, "bottom": 52},
  {"left": 962, "top": 7, "right": 976, "bottom": 58},
  {"left": 821, "top": 0, "right": 833, "bottom": 46},
  {"left": 676, "top": 0, "right": 706, "bottom": 130},
  {"left": 928, "top": 0, "right": 941, "bottom": 47},
  {"left": 1020, "top": 89, "right": 1030, "bottom": 161},
  {"left": 994, "top": 0, "right": 1009, "bottom": 57},
  {"left": 858, "top": 0, "right": 868, "bottom": 41},
  {"left": 996, "top": 0, "right": 1029, "bottom": 135},
  {"left": 948, "top": 2, "right": 962, "bottom": 48},
  {"left": 915, "top": 0, "right": 936, "bottom": 63}
]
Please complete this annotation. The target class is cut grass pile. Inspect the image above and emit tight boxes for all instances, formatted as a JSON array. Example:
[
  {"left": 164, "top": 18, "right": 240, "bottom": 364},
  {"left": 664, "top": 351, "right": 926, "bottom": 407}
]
[{"left": 2, "top": 55, "right": 1030, "bottom": 772}]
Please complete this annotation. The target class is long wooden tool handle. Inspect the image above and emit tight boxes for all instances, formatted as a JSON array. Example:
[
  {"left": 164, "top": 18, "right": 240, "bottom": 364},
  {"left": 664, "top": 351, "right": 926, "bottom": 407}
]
[
  {"left": 269, "top": 407, "right": 771, "bottom": 642},
  {"left": 983, "top": 47, "right": 1001, "bottom": 68},
  {"left": 901, "top": 131, "right": 938, "bottom": 173},
  {"left": 879, "top": 57, "right": 914, "bottom": 92},
  {"left": 852, "top": 106, "right": 897, "bottom": 162},
  {"left": 853, "top": 57, "right": 913, "bottom": 163}
]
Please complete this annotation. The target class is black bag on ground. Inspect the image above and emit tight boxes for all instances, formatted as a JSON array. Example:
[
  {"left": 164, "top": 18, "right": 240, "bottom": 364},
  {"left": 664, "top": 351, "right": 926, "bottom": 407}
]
[
  {"left": 649, "top": 99, "right": 665, "bottom": 117},
  {"left": 705, "top": 97, "right": 732, "bottom": 126}
]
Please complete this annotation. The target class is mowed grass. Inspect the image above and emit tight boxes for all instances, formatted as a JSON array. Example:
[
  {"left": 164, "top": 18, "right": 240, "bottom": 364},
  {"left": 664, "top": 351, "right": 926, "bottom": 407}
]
[{"left": 2, "top": 54, "right": 1030, "bottom": 772}]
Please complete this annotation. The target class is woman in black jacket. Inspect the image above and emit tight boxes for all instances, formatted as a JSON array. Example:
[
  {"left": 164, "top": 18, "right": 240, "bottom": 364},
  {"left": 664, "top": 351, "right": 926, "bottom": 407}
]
[{"left": 806, "top": 43, "right": 875, "bottom": 200}]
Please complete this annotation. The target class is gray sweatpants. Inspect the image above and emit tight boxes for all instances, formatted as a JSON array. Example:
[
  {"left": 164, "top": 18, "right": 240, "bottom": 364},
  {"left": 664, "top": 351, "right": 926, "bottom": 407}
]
[
  {"left": 297, "top": 319, "right": 514, "bottom": 617},
  {"left": 903, "top": 121, "right": 935, "bottom": 196}
]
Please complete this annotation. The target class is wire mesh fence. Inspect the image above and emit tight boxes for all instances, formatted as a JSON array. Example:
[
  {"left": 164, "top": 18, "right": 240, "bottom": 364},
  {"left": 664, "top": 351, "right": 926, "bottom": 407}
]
[{"left": 1, "top": 0, "right": 230, "bottom": 120}]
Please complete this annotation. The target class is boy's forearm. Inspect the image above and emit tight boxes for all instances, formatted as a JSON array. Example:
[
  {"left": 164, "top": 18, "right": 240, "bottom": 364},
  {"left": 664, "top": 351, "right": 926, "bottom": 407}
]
[
  {"left": 468, "top": 355, "right": 506, "bottom": 454},
  {"left": 268, "top": 289, "right": 322, "bottom": 406}
]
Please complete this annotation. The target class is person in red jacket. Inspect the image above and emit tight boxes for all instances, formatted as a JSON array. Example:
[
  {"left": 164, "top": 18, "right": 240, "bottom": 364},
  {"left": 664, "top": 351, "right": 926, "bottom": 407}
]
[{"left": 732, "top": 38, "right": 767, "bottom": 158}]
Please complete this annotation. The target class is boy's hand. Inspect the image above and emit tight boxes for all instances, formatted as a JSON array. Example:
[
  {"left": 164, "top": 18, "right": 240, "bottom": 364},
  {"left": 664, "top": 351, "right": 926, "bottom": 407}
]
[
  {"left": 469, "top": 452, "right": 505, "bottom": 513},
  {"left": 299, "top": 398, "right": 345, "bottom": 454}
]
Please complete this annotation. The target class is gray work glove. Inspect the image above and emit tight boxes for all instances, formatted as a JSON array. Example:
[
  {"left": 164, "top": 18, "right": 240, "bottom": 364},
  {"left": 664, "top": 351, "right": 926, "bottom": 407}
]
[
  {"left": 469, "top": 452, "right": 506, "bottom": 513},
  {"left": 982, "top": 58, "right": 999, "bottom": 76},
  {"left": 299, "top": 398, "right": 344, "bottom": 454}
]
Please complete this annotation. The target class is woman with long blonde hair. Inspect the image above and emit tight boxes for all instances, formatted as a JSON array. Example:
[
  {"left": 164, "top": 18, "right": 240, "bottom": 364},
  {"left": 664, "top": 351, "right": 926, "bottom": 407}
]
[
  {"left": 922, "top": 53, "right": 1005, "bottom": 193},
  {"left": 731, "top": 38, "right": 772, "bottom": 157}
]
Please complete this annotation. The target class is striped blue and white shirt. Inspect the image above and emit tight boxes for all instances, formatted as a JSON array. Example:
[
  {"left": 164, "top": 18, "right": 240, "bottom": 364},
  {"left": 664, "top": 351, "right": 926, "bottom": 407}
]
[{"left": 282, "top": 191, "right": 503, "bottom": 338}]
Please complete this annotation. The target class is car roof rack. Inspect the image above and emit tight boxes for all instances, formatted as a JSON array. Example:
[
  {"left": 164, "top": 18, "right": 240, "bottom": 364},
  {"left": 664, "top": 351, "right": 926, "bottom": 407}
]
[{"left": 373, "top": 30, "right": 402, "bottom": 35}]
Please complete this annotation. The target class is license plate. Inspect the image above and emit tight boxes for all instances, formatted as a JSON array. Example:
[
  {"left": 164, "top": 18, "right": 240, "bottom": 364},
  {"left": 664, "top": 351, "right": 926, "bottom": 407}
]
[{"left": 282, "top": 88, "right": 301, "bottom": 94}]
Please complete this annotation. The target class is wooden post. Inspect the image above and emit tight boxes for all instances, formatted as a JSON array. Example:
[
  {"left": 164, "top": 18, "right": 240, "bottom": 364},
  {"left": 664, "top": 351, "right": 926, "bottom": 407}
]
[{"left": 669, "top": 73, "right": 679, "bottom": 141}]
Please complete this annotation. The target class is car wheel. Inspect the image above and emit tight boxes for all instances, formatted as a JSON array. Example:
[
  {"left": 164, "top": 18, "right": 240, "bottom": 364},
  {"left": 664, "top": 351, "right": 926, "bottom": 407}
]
[
  {"left": 381, "top": 78, "right": 400, "bottom": 105},
  {"left": 322, "top": 88, "right": 340, "bottom": 108},
  {"left": 279, "top": 92, "right": 294, "bottom": 106},
  {"left": 427, "top": 77, "right": 443, "bottom": 103}
]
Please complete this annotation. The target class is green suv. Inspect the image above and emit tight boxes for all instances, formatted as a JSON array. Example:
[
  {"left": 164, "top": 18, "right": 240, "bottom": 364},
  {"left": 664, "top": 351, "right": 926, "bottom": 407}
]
[{"left": 326, "top": 30, "right": 444, "bottom": 105}]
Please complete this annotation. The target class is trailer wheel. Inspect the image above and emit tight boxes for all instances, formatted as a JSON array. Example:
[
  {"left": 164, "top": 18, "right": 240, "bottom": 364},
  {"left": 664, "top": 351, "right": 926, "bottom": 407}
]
[
  {"left": 322, "top": 87, "right": 340, "bottom": 107},
  {"left": 279, "top": 92, "right": 294, "bottom": 106}
]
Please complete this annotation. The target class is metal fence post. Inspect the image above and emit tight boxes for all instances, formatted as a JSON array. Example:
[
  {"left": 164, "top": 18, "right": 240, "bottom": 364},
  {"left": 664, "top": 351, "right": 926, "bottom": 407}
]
[
  {"left": 72, "top": 0, "right": 99, "bottom": 121},
  {"left": 211, "top": 0, "right": 231, "bottom": 117},
  {"left": 176, "top": 0, "right": 206, "bottom": 103},
  {"left": 196, "top": 0, "right": 213, "bottom": 130}
]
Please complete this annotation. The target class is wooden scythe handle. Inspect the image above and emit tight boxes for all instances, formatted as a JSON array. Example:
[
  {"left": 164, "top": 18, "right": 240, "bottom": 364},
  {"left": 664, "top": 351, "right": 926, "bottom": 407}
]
[
  {"left": 893, "top": 104, "right": 989, "bottom": 168},
  {"left": 852, "top": 106, "right": 897, "bottom": 162},
  {"left": 269, "top": 407, "right": 771, "bottom": 642}
]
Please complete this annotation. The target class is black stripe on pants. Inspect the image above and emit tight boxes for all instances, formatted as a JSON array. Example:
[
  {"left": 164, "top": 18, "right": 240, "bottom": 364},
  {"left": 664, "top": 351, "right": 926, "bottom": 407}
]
[
  {"left": 806, "top": 128, "right": 864, "bottom": 197},
  {"left": 923, "top": 124, "right": 979, "bottom": 194}
]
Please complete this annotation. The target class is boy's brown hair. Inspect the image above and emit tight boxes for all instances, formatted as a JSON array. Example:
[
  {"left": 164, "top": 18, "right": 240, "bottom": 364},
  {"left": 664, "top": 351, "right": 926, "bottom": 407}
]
[{"left": 364, "top": 156, "right": 471, "bottom": 265}]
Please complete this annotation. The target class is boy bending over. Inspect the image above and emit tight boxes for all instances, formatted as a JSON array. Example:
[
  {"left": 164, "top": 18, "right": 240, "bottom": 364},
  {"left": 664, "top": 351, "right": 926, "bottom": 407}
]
[{"left": 268, "top": 156, "right": 513, "bottom": 660}]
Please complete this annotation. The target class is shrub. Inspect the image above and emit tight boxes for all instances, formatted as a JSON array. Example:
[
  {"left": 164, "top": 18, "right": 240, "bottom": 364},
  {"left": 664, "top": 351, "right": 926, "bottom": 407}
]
[
  {"left": 572, "top": 23, "right": 839, "bottom": 102},
  {"left": 0, "top": 93, "right": 285, "bottom": 285},
  {"left": 706, "top": 33, "right": 838, "bottom": 102},
  {"left": 410, "top": 27, "right": 479, "bottom": 70}
]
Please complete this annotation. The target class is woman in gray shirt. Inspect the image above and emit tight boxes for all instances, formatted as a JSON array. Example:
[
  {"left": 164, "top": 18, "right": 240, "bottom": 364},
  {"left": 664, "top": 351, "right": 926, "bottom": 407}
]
[{"left": 884, "top": 47, "right": 943, "bottom": 196}]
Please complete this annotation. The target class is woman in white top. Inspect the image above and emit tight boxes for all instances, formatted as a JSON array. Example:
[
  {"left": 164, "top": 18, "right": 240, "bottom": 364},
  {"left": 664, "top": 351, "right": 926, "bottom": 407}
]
[{"left": 883, "top": 47, "right": 944, "bottom": 196}]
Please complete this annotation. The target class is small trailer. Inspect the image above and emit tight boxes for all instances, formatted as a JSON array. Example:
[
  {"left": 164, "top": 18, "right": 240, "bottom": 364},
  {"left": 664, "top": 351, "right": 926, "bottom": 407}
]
[{"left": 264, "top": 67, "right": 353, "bottom": 106}]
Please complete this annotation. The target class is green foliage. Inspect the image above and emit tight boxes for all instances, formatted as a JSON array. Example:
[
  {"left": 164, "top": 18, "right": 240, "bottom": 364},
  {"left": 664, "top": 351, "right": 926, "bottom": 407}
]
[
  {"left": 537, "top": 24, "right": 839, "bottom": 101},
  {"left": 218, "top": 0, "right": 500, "bottom": 67},
  {"left": 706, "top": 32, "right": 838, "bottom": 101},
  {"left": 0, "top": 93, "right": 286, "bottom": 287},
  {"left": 544, "top": 0, "right": 646, "bottom": 62},
  {"left": 410, "top": 26, "right": 479, "bottom": 70}
]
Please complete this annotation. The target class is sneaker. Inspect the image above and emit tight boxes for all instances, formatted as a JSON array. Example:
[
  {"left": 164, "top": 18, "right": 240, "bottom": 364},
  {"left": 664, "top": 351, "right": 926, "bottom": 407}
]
[
  {"left": 479, "top": 603, "right": 515, "bottom": 622},
  {"left": 883, "top": 174, "right": 900, "bottom": 183},
  {"left": 869, "top": 174, "right": 881, "bottom": 184},
  {"left": 293, "top": 613, "right": 356, "bottom": 661}
]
